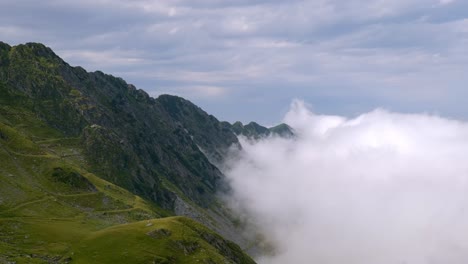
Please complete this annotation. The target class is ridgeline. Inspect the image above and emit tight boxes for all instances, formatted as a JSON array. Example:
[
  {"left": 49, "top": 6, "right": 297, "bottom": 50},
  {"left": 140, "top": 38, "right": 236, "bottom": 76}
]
[{"left": 0, "top": 42, "right": 259, "bottom": 264}]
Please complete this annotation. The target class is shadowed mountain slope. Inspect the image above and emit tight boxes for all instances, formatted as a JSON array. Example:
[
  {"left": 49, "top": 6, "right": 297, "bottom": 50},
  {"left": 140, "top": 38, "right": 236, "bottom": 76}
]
[{"left": 0, "top": 41, "right": 256, "bottom": 263}]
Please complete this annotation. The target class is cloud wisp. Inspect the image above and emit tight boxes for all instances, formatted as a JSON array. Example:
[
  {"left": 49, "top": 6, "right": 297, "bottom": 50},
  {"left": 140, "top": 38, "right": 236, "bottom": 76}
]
[{"left": 225, "top": 100, "right": 468, "bottom": 264}]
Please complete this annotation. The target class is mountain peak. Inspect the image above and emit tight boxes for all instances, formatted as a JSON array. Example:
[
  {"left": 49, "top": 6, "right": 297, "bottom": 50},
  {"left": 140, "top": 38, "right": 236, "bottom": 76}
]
[
  {"left": 0, "top": 41, "right": 11, "bottom": 51},
  {"left": 19, "top": 42, "right": 60, "bottom": 60},
  {"left": 0, "top": 41, "right": 256, "bottom": 262},
  {"left": 229, "top": 121, "right": 295, "bottom": 139},
  {"left": 269, "top": 123, "right": 295, "bottom": 137}
]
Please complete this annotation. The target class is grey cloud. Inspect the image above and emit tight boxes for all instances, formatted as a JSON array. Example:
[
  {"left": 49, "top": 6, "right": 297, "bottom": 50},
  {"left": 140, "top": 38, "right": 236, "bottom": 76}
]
[{"left": 1, "top": 0, "right": 468, "bottom": 123}]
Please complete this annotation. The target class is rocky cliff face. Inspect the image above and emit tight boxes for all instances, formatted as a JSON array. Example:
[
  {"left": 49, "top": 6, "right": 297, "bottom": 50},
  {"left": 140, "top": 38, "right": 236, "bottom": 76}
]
[
  {"left": 229, "top": 121, "right": 295, "bottom": 139},
  {"left": 0, "top": 42, "right": 240, "bottom": 211},
  {"left": 0, "top": 41, "right": 260, "bottom": 262}
]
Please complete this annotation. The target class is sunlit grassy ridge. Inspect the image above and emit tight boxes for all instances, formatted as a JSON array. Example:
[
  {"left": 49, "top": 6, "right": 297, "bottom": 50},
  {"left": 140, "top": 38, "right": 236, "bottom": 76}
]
[{"left": 72, "top": 217, "right": 253, "bottom": 264}]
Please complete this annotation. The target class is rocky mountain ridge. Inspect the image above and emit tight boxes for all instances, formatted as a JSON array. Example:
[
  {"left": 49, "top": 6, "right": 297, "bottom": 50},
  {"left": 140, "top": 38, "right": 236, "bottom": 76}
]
[
  {"left": 0, "top": 41, "right": 260, "bottom": 263},
  {"left": 0, "top": 42, "right": 240, "bottom": 209},
  {"left": 230, "top": 121, "right": 294, "bottom": 139}
]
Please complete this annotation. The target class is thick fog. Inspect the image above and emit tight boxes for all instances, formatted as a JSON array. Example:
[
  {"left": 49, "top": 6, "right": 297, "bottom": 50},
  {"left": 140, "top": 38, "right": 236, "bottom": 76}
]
[{"left": 224, "top": 100, "right": 468, "bottom": 264}]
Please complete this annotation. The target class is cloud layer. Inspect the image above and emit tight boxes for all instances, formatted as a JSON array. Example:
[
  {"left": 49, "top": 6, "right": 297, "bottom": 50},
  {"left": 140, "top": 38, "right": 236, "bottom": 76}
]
[
  {"left": 225, "top": 100, "right": 468, "bottom": 263},
  {"left": 2, "top": 0, "right": 468, "bottom": 123}
]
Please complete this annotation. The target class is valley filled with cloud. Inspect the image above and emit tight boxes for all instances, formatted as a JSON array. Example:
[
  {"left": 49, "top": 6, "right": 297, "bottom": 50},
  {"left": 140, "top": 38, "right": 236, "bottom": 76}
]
[{"left": 226, "top": 100, "right": 468, "bottom": 263}]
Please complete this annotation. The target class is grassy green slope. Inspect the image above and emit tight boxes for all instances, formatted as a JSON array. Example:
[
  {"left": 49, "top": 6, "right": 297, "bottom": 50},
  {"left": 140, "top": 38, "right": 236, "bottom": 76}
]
[
  {"left": 0, "top": 104, "right": 254, "bottom": 263},
  {"left": 0, "top": 105, "right": 161, "bottom": 263},
  {"left": 72, "top": 217, "right": 254, "bottom": 264}
]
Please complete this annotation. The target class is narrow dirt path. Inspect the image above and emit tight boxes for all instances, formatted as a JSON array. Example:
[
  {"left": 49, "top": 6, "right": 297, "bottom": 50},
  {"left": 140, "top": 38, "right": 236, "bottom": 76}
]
[{"left": 0, "top": 196, "right": 52, "bottom": 214}]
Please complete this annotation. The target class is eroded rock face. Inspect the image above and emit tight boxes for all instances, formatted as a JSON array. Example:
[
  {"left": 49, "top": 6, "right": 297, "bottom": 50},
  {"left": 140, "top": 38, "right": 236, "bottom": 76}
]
[
  {"left": 228, "top": 121, "right": 295, "bottom": 140},
  {"left": 0, "top": 42, "right": 261, "bottom": 259},
  {"left": 0, "top": 42, "right": 241, "bottom": 211}
]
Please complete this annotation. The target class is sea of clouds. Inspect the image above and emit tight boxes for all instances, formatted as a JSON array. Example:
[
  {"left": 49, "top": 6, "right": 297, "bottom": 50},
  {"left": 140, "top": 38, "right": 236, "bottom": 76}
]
[{"left": 224, "top": 100, "right": 468, "bottom": 264}]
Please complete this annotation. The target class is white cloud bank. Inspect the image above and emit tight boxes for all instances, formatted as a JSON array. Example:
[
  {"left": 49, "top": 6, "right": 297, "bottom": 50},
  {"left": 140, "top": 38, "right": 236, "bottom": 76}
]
[{"left": 225, "top": 100, "right": 468, "bottom": 264}]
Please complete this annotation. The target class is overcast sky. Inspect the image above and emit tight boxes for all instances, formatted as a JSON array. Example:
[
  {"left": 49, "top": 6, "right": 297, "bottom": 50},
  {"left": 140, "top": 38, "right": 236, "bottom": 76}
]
[{"left": 1, "top": 0, "right": 468, "bottom": 124}]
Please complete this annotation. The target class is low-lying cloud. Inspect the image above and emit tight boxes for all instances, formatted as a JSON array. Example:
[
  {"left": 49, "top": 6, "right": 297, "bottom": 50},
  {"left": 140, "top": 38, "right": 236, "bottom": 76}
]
[{"left": 225, "top": 100, "right": 468, "bottom": 264}]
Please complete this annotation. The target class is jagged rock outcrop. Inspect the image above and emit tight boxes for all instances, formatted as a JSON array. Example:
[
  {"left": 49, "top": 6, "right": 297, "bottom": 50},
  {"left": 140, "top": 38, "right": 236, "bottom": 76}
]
[{"left": 228, "top": 121, "right": 294, "bottom": 139}]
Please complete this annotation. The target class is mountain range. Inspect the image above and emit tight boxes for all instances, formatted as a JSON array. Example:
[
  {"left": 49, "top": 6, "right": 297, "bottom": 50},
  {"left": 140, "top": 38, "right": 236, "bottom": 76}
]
[{"left": 0, "top": 42, "right": 293, "bottom": 263}]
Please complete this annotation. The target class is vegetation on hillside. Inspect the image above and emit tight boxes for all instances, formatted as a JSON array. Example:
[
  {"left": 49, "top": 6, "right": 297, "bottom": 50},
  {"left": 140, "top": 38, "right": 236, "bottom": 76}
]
[{"left": 0, "top": 42, "right": 256, "bottom": 263}]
